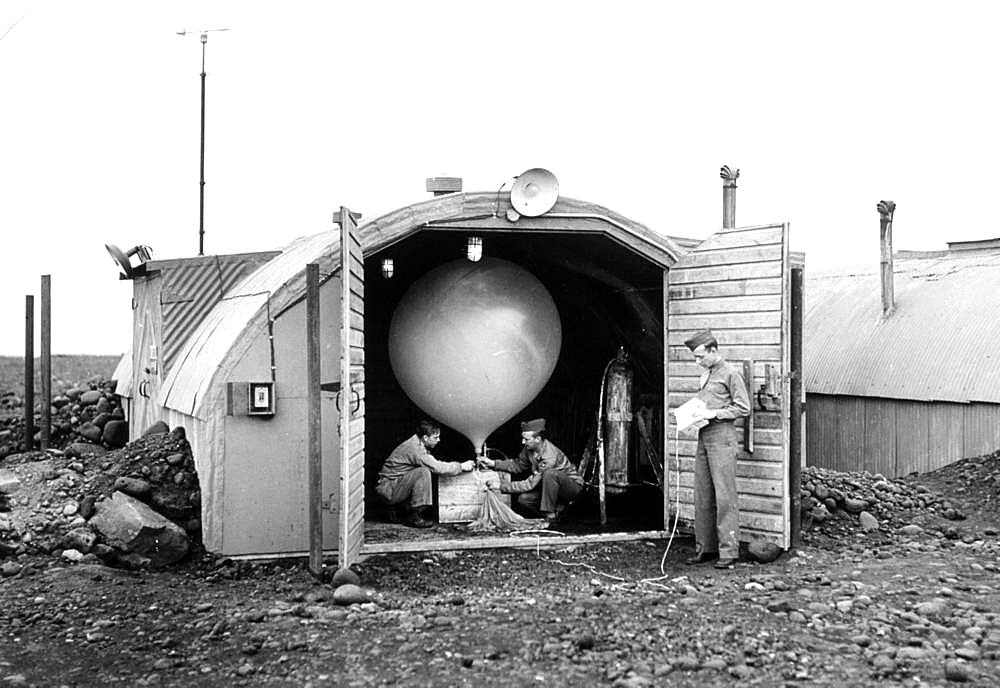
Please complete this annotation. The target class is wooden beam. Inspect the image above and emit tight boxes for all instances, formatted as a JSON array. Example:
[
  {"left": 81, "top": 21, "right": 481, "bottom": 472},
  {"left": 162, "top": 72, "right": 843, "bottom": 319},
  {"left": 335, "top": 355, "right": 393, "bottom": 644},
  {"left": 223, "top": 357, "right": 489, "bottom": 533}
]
[
  {"left": 360, "top": 530, "right": 673, "bottom": 555},
  {"left": 306, "top": 263, "right": 323, "bottom": 579}
]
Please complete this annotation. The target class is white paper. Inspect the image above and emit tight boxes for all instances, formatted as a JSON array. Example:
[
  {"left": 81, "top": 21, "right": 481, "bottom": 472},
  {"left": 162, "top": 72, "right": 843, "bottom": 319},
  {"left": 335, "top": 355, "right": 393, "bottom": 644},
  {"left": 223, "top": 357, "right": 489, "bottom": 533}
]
[{"left": 673, "top": 397, "right": 709, "bottom": 434}]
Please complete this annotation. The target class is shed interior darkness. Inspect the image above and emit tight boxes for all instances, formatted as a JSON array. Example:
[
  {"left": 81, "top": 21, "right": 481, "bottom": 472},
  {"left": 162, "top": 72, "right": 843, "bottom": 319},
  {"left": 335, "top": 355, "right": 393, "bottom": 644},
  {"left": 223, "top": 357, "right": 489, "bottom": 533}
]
[{"left": 363, "top": 229, "right": 667, "bottom": 531}]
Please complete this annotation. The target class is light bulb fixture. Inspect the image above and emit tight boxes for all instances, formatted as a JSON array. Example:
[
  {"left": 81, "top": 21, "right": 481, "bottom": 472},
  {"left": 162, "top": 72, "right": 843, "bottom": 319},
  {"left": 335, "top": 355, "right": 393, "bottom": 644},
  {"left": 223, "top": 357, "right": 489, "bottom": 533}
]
[
  {"left": 380, "top": 257, "right": 395, "bottom": 279},
  {"left": 466, "top": 236, "right": 483, "bottom": 262}
]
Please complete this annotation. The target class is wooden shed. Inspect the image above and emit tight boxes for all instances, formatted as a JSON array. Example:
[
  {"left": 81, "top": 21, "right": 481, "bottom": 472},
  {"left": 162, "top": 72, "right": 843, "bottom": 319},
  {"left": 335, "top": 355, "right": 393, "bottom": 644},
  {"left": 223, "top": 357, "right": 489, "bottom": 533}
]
[
  {"left": 804, "top": 241, "right": 1000, "bottom": 476},
  {"left": 114, "top": 184, "right": 802, "bottom": 564}
]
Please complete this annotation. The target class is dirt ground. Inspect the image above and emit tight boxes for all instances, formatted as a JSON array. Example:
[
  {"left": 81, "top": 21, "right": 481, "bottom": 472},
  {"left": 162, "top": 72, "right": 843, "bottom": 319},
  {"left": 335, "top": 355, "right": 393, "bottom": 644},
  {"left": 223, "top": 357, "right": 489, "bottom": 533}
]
[{"left": 3, "top": 454, "right": 1000, "bottom": 687}]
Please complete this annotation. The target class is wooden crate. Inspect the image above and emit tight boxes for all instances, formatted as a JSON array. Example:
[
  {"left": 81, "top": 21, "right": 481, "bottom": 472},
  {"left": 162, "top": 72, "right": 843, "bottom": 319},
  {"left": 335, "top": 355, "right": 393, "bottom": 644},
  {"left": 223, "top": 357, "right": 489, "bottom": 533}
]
[{"left": 437, "top": 470, "right": 510, "bottom": 523}]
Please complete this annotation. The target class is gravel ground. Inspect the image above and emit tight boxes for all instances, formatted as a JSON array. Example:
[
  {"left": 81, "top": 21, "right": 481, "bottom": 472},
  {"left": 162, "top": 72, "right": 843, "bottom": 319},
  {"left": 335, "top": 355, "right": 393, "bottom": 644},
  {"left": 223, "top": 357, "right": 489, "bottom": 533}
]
[{"left": 3, "top": 451, "right": 1000, "bottom": 687}]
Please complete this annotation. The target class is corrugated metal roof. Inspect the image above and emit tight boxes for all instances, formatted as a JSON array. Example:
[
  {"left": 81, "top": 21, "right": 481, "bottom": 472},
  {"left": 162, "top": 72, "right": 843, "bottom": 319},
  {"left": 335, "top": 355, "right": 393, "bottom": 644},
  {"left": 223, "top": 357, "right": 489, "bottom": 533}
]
[
  {"left": 156, "top": 253, "right": 278, "bottom": 374},
  {"left": 159, "top": 233, "right": 338, "bottom": 417},
  {"left": 804, "top": 249, "right": 1000, "bottom": 403}
]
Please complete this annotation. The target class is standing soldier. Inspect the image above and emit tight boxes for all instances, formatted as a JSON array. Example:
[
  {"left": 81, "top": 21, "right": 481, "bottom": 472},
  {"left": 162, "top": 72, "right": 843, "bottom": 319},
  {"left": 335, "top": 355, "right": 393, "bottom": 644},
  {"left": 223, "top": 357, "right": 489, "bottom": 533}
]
[{"left": 682, "top": 330, "right": 751, "bottom": 569}]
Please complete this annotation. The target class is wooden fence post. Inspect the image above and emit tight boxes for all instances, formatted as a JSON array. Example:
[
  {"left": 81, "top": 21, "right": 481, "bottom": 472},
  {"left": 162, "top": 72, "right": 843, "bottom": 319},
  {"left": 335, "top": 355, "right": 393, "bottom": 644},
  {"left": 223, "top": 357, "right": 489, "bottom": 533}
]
[
  {"left": 24, "top": 295, "right": 34, "bottom": 451},
  {"left": 40, "top": 275, "right": 51, "bottom": 449}
]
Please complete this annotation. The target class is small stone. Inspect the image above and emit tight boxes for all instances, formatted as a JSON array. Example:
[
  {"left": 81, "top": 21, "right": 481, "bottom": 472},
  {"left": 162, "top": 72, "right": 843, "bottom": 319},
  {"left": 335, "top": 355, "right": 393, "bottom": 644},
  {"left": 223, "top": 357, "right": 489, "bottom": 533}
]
[
  {"left": 943, "top": 660, "right": 972, "bottom": 682},
  {"left": 843, "top": 497, "right": 869, "bottom": 514},
  {"left": 62, "top": 501, "right": 79, "bottom": 517},
  {"left": 954, "top": 647, "right": 980, "bottom": 660},
  {"left": 142, "top": 421, "right": 170, "bottom": 437},
  {"left": 61, "top": 548, "right": 84, "bottom": 563},
  {"left": 113, "top": 477, "right": 152, "bottom": 498},
  {"left": 331, "top": 567, "right": 360, "bottom": 587},
  {"left": 672, "top": 654, "right": 701, "bottom": 671},
  {"left": 899, "top": 524, "right": 924, "bottom": 536},
  {"left": 332, "top": 584, "right": 370, "bottom": 606},
  {"left": 747, "top": 540, "right": 783, "bottom": 564},
  {"left": 859, "top": 511, "right": 880, "bottom": 531},
  {"left": 166, "top": 453, "right": 185, "bottom": 466},
  {"left": 575, "top": 634, "right": 595, "bottom": 650},
  {"left": 236, "top": 664, "right": 254, "bottom": 677},
  {"left": 1, "top": 561, "right": 23, "bottom": 577},
  {"left": 79, "top": 390, "right": 102, "bottom": 406}
]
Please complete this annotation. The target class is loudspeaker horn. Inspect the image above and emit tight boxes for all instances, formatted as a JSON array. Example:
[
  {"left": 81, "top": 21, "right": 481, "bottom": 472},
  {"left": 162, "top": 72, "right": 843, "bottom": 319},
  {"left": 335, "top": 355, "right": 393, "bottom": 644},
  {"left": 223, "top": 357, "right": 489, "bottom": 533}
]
[
  {"left": 106, "top": 244, "right": 153, "bottom": 279},
  {"left": 510, "top": 168, "right": 559, "bottom": 217}
]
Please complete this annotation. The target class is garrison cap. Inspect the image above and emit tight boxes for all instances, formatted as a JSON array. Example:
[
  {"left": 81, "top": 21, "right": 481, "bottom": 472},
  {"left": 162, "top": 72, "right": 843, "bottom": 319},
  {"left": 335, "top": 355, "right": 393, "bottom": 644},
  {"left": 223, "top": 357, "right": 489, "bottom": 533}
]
[
  {"left": 520, "top": 418, "right": 546, "bottom": 433},
  {"left": 684, "top": 329, "right": 718, "bottom": 351}
]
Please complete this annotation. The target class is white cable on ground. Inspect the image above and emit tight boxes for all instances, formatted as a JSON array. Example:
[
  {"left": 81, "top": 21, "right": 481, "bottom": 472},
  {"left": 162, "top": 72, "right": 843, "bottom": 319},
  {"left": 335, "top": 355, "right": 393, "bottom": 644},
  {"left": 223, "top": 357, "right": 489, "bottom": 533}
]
[{"left": 514, "top": 427, "right": 684, "bottom": 591}]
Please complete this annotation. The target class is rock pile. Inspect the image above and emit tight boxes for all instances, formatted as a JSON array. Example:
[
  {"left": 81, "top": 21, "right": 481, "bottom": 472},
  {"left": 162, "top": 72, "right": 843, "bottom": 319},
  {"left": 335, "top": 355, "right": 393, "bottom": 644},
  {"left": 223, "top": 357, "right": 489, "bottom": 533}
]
[
  {"left": 0, "top": 380, "right": 127, "bottom": 459},
  {"left": 0, "top": 417, "right": 200, "bottom": 571},
  {"left": 800, "top": 464, "right": 960, "bottom": 535}
]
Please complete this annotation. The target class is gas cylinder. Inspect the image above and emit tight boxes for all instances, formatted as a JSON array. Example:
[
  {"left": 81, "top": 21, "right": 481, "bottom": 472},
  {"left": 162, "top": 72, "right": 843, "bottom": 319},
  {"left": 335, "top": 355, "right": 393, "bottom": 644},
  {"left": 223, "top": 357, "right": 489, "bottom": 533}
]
[{"left": 603, "top": 347, "right": 634, "bottom": 493}]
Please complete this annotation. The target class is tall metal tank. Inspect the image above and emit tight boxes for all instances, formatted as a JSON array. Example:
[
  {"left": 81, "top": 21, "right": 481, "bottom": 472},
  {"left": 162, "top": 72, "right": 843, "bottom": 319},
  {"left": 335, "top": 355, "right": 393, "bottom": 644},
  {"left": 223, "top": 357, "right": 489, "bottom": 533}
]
[{"left": 603, "top": 347, "right": 634, "bottom": 493}]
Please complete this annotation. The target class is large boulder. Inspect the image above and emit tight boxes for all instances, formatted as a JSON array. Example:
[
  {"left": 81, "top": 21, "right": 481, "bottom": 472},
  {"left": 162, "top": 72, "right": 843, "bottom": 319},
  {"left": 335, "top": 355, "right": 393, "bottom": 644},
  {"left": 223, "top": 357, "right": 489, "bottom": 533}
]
[
  {"left": 89, "top": 491, "right": 189, "bottom": 567},
  {"left": 143, "top": 421, "right": 170, "bottom": 437},
  {"left": 79, "top": 390, "right": 103, "bottom": 406},
  {"left": 102, "top": 420, "right": 128, "bottom": 448},
  {"left": 77, "top": 422, "right": 102, "bottom": 443}
]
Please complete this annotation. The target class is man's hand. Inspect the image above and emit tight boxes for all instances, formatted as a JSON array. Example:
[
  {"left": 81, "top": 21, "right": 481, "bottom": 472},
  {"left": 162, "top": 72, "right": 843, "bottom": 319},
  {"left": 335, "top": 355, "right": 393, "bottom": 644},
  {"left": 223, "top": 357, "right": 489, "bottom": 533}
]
[
  {"left": 477, "top": 456, "right": 495, "bottom": 469},
  {"left": 484, "top": 478, "right": 500, "bottom": 491},
  {"left": 460, "top": 460, "right": 475, "bottom": 472}
]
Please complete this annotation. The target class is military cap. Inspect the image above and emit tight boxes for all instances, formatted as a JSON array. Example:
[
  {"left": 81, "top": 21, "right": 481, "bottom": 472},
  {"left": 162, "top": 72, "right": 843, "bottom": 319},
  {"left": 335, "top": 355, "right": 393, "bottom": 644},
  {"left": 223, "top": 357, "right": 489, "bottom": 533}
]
[
  {"left": 520, "top": 418, "right": 546, "bottom": 433},
  {"left": 684, "top": 329, "right": 718, "bottom": 351}
]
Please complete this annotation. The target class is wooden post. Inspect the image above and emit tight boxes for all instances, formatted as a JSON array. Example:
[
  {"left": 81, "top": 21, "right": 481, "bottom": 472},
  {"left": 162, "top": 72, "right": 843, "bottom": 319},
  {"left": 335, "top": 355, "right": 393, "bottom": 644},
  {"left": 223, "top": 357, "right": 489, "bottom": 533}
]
[
  {"left": 878, "top": 201, "right": 896, "bottom": 317},
  {"left": 789, "top": 267, "right": 804, "bottom": 547},
  {"left": 721, "top": 165, "right": 739, "bottom": 229},
  {"left": 306, "top": 263, "right": 323, "bottom": 579},
  {"left": 24, "top": 295, "right": 34, "bottom": 451},
  {"left": 40, "top": 276, "right": 51, "bottom": 449}
]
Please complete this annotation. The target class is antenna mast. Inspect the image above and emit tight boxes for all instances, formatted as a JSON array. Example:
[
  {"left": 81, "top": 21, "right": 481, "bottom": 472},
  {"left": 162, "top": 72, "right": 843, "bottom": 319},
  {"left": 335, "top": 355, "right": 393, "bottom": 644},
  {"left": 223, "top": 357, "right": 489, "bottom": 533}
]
[{"left": 177, "top": 28, "right": 230, "bottom": 256}]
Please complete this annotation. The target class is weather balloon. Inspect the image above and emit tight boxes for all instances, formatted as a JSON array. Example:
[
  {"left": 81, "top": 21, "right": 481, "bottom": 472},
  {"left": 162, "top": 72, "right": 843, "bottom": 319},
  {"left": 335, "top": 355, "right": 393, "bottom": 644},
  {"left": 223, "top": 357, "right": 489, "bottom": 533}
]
[{"left": 388, "top": 257, "right": 561, "bottom": 455}]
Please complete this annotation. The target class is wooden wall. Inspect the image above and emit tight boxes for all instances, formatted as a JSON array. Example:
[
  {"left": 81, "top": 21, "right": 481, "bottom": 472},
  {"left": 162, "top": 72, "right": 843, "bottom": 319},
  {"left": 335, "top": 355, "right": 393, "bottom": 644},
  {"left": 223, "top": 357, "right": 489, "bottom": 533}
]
[
  {"left": 806, "top": 394, "right": 1000, "bottom": 476},
  {"left": 666, "top": 224, "right": 790, "bottom": 546}
]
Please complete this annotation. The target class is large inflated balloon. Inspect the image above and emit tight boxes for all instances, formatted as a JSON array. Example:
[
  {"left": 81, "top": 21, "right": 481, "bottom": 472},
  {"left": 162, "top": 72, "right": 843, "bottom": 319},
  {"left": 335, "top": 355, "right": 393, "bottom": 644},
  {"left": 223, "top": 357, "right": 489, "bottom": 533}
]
[{"left": 388, "top": 257, "right": 562, "bottom": 453}]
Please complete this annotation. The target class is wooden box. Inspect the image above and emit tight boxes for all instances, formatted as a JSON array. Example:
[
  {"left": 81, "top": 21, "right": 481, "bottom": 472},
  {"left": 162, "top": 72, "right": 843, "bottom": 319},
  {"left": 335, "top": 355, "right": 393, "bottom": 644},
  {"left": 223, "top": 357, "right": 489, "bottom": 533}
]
[{"left": 437, "top": 470, "right": 510, "bottom": 523}]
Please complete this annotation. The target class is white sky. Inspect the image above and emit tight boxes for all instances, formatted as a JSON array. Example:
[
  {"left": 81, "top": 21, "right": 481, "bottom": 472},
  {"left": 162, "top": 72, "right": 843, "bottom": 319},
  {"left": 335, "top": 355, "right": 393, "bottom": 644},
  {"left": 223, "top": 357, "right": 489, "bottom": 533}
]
[{"left": 1, "top": 1, "right": 997, "bottom": 355}]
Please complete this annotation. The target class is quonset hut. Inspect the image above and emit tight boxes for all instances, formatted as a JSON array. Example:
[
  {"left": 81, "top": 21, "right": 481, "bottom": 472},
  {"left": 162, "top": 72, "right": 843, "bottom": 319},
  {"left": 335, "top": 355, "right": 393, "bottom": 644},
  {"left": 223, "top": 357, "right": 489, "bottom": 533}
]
[{"left": 114, "top": 175, "right": 802, "bottom": 563}]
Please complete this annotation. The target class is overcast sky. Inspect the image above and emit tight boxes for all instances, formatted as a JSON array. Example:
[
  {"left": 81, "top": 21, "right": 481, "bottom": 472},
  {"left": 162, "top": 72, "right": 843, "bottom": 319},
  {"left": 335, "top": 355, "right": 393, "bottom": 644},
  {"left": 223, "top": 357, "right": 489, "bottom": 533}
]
[{"left": 1, "top": 1, "right": 997, "bottom": 355}]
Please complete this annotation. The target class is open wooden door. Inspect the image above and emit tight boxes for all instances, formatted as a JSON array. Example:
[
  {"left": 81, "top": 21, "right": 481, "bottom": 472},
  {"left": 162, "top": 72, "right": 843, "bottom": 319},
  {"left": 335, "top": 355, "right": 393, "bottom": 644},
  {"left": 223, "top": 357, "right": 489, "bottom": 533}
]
[
  {"left": 338, "top": 206, "right": 366, "bottom": 567},
  {"left": 666, "top": 223, "right": 791, "bottom": 547}
]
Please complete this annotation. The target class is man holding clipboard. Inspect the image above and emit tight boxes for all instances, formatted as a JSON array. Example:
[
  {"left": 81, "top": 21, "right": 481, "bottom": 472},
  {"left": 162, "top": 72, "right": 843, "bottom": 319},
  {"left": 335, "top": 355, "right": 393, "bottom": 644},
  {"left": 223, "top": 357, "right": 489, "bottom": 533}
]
[{"left": 679, "top": 330, "right": 751, "bottom": 569}]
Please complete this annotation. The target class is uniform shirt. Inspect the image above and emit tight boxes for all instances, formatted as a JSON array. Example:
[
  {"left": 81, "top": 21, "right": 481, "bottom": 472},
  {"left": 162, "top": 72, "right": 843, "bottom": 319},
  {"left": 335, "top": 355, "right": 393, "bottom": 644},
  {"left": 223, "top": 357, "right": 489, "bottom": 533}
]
[
  {"left": 696, "top": 359, "right": 751, "bottom": 421},
  {"left": 492, "top": 439, "right": 583, "bottom": 493},
  {"left": 377, "top": 435, "right": 462, "bottom": 484}
]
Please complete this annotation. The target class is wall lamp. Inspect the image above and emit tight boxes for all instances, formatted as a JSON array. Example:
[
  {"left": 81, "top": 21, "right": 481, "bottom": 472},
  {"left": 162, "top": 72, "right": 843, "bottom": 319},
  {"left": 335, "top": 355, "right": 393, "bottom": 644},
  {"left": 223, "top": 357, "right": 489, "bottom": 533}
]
[
  {"left": 466, "top": 236, "right": 483, "bottom": 262},
  {"left": 380, "top": 258, "right": 394, "bottom": 279}
]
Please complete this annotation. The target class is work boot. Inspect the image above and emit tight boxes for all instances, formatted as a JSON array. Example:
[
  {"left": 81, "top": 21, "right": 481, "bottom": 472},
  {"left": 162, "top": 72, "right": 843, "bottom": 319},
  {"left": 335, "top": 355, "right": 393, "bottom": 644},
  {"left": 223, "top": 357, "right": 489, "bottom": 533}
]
[
  {"left": 404, "top": 508, "right": 434, "bottom": 529},
  {"left": 713, "top": 557, "right": 738, "bottom": 570},
  {"left": 385, "top": 506, "right": 402, "bottom": 524},
  {"left": 685, "top": 551, "right": 718, "bottom": 565}
]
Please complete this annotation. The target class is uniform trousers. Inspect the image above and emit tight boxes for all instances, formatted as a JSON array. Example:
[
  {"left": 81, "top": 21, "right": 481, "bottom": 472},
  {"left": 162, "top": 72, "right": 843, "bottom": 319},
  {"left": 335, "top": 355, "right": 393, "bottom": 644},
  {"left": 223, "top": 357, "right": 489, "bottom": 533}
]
[
  {"left": 376, "top": 466, "right": 432, "bottom": 509},
  {"left": 694, "top": 421, "right": 740, "bottom": 559},
  {"left": 516, "top": 470, "right": 583, "bottom": 514}
]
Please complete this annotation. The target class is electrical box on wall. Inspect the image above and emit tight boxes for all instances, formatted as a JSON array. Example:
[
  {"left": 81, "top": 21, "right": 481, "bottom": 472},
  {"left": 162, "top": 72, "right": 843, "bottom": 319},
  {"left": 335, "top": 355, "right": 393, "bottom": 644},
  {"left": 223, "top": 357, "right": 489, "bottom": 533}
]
[{"left": 227, "top": 382, "right": 276, "bottom": 417}]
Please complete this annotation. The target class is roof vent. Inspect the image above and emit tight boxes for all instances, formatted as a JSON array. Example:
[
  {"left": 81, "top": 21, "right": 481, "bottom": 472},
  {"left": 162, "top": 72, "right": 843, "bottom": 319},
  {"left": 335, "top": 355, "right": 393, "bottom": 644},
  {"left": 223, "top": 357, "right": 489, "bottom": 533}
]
[{"left": 426, "top": 177, "right": 463, "bottom": 196}]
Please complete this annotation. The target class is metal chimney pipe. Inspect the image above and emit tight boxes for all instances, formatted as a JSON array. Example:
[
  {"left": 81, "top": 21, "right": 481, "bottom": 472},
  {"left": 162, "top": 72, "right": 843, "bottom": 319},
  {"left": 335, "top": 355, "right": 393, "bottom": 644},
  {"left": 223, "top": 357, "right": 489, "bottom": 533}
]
[
  {"left": 877, "top": 200, "right": 896, "bottom": 316},
  {"left": 720, "top": 166, "right": 740, "bottom": 228}
]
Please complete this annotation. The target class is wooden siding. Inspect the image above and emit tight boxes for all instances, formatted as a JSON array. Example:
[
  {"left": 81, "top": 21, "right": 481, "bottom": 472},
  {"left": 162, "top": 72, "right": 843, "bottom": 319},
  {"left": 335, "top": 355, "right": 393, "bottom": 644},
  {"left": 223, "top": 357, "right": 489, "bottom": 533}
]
[
  {"left": 339, "top": 209, "right": 366, "bottom": 567},
  {"left": 806, "top": 394, "right": 1000, "bottom": 476},
  {"left": 666, "top": 224, "right": 790, "bottom": 546}
]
